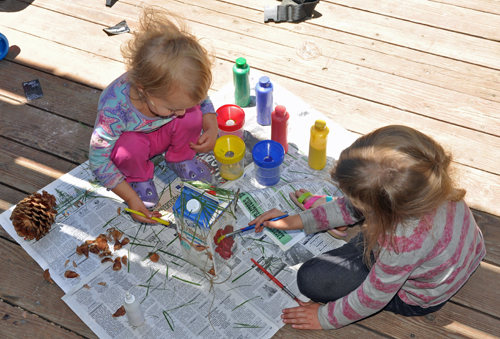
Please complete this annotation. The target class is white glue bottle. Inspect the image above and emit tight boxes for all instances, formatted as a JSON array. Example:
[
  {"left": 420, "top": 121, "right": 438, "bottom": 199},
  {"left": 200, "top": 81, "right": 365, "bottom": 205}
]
[{"left": 123, "top": 291, "right": 145, "bottom": 326}]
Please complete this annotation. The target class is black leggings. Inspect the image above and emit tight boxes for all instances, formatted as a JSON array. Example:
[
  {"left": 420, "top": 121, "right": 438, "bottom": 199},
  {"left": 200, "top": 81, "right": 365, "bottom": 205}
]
[{"left": 296, "top": 232, "right": 445, "bottom": 316}]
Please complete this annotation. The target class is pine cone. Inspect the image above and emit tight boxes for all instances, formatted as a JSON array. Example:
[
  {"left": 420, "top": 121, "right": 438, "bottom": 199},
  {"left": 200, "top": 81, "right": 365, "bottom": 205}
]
[{"left": 10, "top": 191, "right": 57, "bottom": 241}]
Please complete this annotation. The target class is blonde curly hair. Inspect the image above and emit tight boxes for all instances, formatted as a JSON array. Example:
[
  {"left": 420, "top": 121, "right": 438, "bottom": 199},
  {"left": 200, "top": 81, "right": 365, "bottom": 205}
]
[{"left": 121, "top": 7, "right": 213, "bottom": 103}]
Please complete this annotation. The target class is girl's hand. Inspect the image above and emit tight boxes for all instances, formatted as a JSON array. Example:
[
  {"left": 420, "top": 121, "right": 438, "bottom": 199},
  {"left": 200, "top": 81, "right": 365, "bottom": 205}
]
[
  {"left": 190, "top": 113, "right": 218, "bottom": 153},
  {"left": 126, "top": 197, "right": 162, "bottom": 224},
  {"left": 282, "top": 301, "right": 323, "bottom": 330},
  {"left": 190, "top": 127, "right": 218, "bottom": 153},
  {"left": 249, "top": 209, "right": 303, "bottom": 233}
]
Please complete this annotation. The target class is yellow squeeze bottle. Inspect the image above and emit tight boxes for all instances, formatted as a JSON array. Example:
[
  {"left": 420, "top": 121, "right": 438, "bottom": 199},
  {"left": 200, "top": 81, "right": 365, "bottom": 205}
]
[{"left": 308, "top": 120, "right": 329, "bottom": 170}]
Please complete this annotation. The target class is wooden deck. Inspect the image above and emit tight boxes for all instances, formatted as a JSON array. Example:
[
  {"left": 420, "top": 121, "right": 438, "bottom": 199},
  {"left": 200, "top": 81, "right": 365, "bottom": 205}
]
[{"left": 1, "top": 0, "right": 500, "bottom": 338}]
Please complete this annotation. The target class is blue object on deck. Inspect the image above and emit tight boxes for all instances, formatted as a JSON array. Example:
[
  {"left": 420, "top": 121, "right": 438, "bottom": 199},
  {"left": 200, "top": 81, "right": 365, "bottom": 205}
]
[
  {"left": 0, "top": 33, "right": 9, "bottom": 61},
  {"left": 252, "top": 140, "right": 285, "bottom": 186}
]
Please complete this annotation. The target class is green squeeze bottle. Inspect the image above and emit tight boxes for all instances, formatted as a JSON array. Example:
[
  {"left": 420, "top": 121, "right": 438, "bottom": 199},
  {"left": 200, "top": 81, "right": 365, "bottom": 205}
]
[{"left": 233, "top": 57, "right": 251, "bottom": 107}]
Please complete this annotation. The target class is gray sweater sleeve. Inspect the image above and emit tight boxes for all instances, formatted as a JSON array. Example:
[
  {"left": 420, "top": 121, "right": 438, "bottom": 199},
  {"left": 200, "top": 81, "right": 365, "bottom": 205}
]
[{"left": 299, "top": 196, "right": 364, "bottom": 235}]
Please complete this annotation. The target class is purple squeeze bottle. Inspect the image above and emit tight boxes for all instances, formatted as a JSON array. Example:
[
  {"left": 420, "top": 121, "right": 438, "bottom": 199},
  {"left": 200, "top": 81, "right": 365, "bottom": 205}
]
[{"left": 255, "top": 76, "right": 273, "bottom": 126}]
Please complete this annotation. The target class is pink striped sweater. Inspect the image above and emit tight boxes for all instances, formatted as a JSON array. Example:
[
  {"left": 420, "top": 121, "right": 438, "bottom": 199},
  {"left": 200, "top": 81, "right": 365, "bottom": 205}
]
[{"left": 299, "top": 197, "right": 486, "bottom": 329}]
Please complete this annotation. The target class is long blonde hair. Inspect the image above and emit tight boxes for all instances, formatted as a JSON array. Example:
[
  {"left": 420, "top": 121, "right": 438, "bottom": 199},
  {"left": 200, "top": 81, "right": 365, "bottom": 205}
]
[
  {"left": 332, "top": 125, "right": 465, "bottom": 265},
  {"left": 121, "top": 7, "right": 213, "bottom": 103}
]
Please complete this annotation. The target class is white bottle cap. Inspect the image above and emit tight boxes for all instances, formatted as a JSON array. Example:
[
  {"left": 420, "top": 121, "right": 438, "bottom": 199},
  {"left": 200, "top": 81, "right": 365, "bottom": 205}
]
[
  {"left": 225, "top": 119, "right": 235, "bottom": 126},
  {"left": 186, "top": 199, "right": 201, "bottom": 214},
  {"left": 125, "top": 291, "right": 134, "bottom": 303}
]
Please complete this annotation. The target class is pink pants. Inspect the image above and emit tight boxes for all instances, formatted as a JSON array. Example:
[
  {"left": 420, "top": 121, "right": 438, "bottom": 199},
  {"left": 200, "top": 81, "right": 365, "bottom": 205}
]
[{"left": 110, "top": 106, "right": 202, "bottom": 183}]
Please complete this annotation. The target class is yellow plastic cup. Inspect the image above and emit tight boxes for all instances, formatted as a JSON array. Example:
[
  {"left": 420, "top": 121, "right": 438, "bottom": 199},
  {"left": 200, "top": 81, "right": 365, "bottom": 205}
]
[{"left": 214, "top": 135, "right": 246, "bottom": 180}]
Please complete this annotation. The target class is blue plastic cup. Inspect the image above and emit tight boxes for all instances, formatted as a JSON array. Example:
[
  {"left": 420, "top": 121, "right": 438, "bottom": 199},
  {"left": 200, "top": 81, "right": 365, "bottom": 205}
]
[
  {"left": 0, "top": 33, "right": 9, "bottom": 61},
  {"left": 252, "top": 140, "right": 285, "bottom": 186}
]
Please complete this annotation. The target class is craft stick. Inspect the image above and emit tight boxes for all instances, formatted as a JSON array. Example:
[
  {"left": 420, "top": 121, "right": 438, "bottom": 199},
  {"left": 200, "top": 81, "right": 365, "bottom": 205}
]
[{"left": 124, "top": 208, "right": 170, "bottom": 226}]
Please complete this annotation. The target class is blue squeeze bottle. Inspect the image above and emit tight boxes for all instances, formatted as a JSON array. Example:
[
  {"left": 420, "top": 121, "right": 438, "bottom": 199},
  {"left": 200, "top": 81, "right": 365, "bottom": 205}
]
[{"left": 255, "top": 76, "right": 273, "bottom": 126}]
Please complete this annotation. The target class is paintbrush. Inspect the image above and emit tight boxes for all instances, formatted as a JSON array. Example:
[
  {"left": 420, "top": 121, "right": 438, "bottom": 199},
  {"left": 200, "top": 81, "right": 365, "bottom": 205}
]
[
  {"left": 251, "top": 258, "right": 300, "bottom": 303},
  {"left": 216, "top": 214, "right": 288, "bottom": 243},
  {"left": 124, "top": 208, "right": 170, "bottom": 226}
]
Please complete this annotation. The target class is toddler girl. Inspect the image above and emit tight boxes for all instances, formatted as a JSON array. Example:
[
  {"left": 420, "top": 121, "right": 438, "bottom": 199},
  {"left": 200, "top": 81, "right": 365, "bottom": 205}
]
[
  {"left": 89, "top": 8, "right": 217, "bottom": 223},
  {"left": 251, "top": 125, "right": 485, "bottom": 330}
]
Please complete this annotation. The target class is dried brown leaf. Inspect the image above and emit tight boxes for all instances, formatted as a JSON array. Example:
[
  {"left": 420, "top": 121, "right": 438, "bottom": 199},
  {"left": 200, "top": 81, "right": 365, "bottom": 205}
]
[
  {"left": 112, "top": 305, "right": 126, "bottom": 317},
  {"left": 149, "top": 253, "right": 159, "bottom": 263},
  {"left": 111, "top": 229, "right": 123, "bottom": 241},
  {"left": 43, "top": 269, "right": 53, "bottom": 283},
  {"left": 117, "top": 207, "right": 121, "bottom": 215},
  {"left": 101, "top": 257, "right": 114, "bottom": 264},
  {"left": 89, "top": 245, "right": 100, "bottom": 254},
  {"left": 114, "top": 239, "right": 122, "bottom": 251},
  {"left": 72, "top": 261, "right": 77, "bottom": 268},
  {"left": 113, "top": 257, "right": 122, "bottom": 271},
  {"left": 96, "top": 234, "right": 108, "bottom": 252},
  {"left": 99, "top": 250, "right": 112, "bottom": 257},
  {"left": 64, "top": 270, "right": 80, "bottom": 279},
  {"left": 98, "top": 282, "right": 107, "bottom": 286},
  {"left": 121, "top": 255, "right": 127, "bottom": 266},
  {"left": 64, "top": 259, "right": 70, "bottom": 267},
  {"left": 83, "top": 284, "right": 91, "bottom": 289},
  {"left": 121, "top": 237, "right": 130, "bottom": 246},
  {"left": 76, "top": 243, "right": 89, "bottom": 258}
]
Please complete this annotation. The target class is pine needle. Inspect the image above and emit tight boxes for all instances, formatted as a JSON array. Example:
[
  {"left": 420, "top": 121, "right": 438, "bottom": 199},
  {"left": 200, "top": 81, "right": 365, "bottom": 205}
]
[
  {"left": 162, "top": 310, "right": 174, "bottom": 331},
  {"left": 172, "top": 275, "right": 201, "bottom": 286},
  {"left": 231, "top": 267, "right": 253, "bottom": 283},
  {"left": 232, "top": 296, "right": 260, "bottom": 311}
]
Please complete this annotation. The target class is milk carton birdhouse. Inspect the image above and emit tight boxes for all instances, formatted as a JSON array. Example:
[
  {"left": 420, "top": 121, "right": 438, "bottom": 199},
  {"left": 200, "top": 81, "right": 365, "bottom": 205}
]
[{"left": 173, "top": 183, "right": 238, "bottom": 275}]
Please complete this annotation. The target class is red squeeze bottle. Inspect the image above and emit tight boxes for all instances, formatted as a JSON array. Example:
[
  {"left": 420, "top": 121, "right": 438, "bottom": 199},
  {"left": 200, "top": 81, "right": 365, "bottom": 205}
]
[{"left": 271, "top": 105, "right": 289, "bottom": 153}]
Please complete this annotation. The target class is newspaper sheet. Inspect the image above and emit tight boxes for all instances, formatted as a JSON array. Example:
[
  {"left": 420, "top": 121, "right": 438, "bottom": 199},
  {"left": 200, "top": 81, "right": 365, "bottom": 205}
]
[{"left": 0, "top": 70, "right": 357, "bottom": 338}]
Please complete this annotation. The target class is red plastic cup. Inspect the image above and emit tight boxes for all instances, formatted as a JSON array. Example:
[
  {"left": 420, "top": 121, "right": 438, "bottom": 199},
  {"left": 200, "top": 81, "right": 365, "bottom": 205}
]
[{"left": 216, "top": 104, "right": 245, "bottom": 139}]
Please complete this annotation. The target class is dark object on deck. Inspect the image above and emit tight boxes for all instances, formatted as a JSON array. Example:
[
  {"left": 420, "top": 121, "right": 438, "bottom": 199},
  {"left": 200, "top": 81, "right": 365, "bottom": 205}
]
[
  {"left": 103, "top": 20, "right": 130, "bottom": 35},
  {"left": 22, "top": 79, "right": 44, "bottom": 101},
  {"left": 264, "top": 0, "right": 320, "bottom": 23}
]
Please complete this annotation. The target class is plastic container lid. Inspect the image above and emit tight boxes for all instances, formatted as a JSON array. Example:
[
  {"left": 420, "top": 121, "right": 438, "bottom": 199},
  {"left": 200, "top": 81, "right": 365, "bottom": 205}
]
[
  {"left": 315, "top": 120, "right": 326, "bottom": 130},
  {"left": 252, "top": 140, "right": 285, "bottom": 169},
  {"left": 235, "top": 57, "right": 247, "bottom": 68},
  {"left": 274, "top": 105, "right": 287, "bottom": 117},
  {"left": 217, "top": 104, "right": 245, "bottom": 131},
  {"left": 214, "top": 135, "right": 245, "bottom": 164},
  {"left": 0, "top": 33, "right": 9, "bottom": 61},
  {"left": 186, "top": 199, "right": 201, "bottom": 214},
  {"left": 259, "top": 76, "right": 271, "bottom": 87}
]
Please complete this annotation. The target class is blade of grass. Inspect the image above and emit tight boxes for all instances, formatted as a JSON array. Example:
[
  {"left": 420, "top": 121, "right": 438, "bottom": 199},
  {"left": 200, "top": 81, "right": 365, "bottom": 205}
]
[
  {"left": 172, "top": 275, "right": 201, "bottom": 286},
  {"left": 232, "top": 296, "right": 260, "bottom": 311}
]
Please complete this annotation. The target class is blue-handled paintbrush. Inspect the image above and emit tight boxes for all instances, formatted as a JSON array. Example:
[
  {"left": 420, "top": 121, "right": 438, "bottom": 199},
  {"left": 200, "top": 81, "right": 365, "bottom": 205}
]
[{"left": 216, "top": 214, "right": 289, "bottom": 243}]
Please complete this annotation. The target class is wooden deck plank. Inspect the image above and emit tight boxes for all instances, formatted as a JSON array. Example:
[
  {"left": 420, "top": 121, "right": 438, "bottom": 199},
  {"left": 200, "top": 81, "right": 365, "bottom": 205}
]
[
  {"left": 452, "top": 262, "right": 500, "bottom": 319},
  {"left": 430, "top": 0, "right": 500, "bottom": 16},
  {"left": 0, "top": 239, "right": 99, "bottom": 338},
  {"left": 474, "top": 211, "right": 500, "bottom": 265},
  {"left": 359, "top": 300, "right": 500, "bottom": 339},
  {"left": 246, "top": 0, "right": 500, "bottom": 69},
  {"left": 330, "top": 0, "right": 500, "bottom": 41},
  {"left": 0, "top": 96, "right": 91, "bottom": 164},
  {"left": 0, "top": 60, "right": 100, "bottom": 126},
  {"left": 0, "top": 138, "right": 72, "bottom": 193},
  {"left": 199, "top": 0, "right": 500, "bottom": 104},
  {"left": 1, "top": 26, "right": 124, "bottom": 89},
  {"left": 0, "top": 300, "right": 85, "bottom": 339},
  {"left": 0, "top": 0, "right": 126, "bottom": 61}
]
